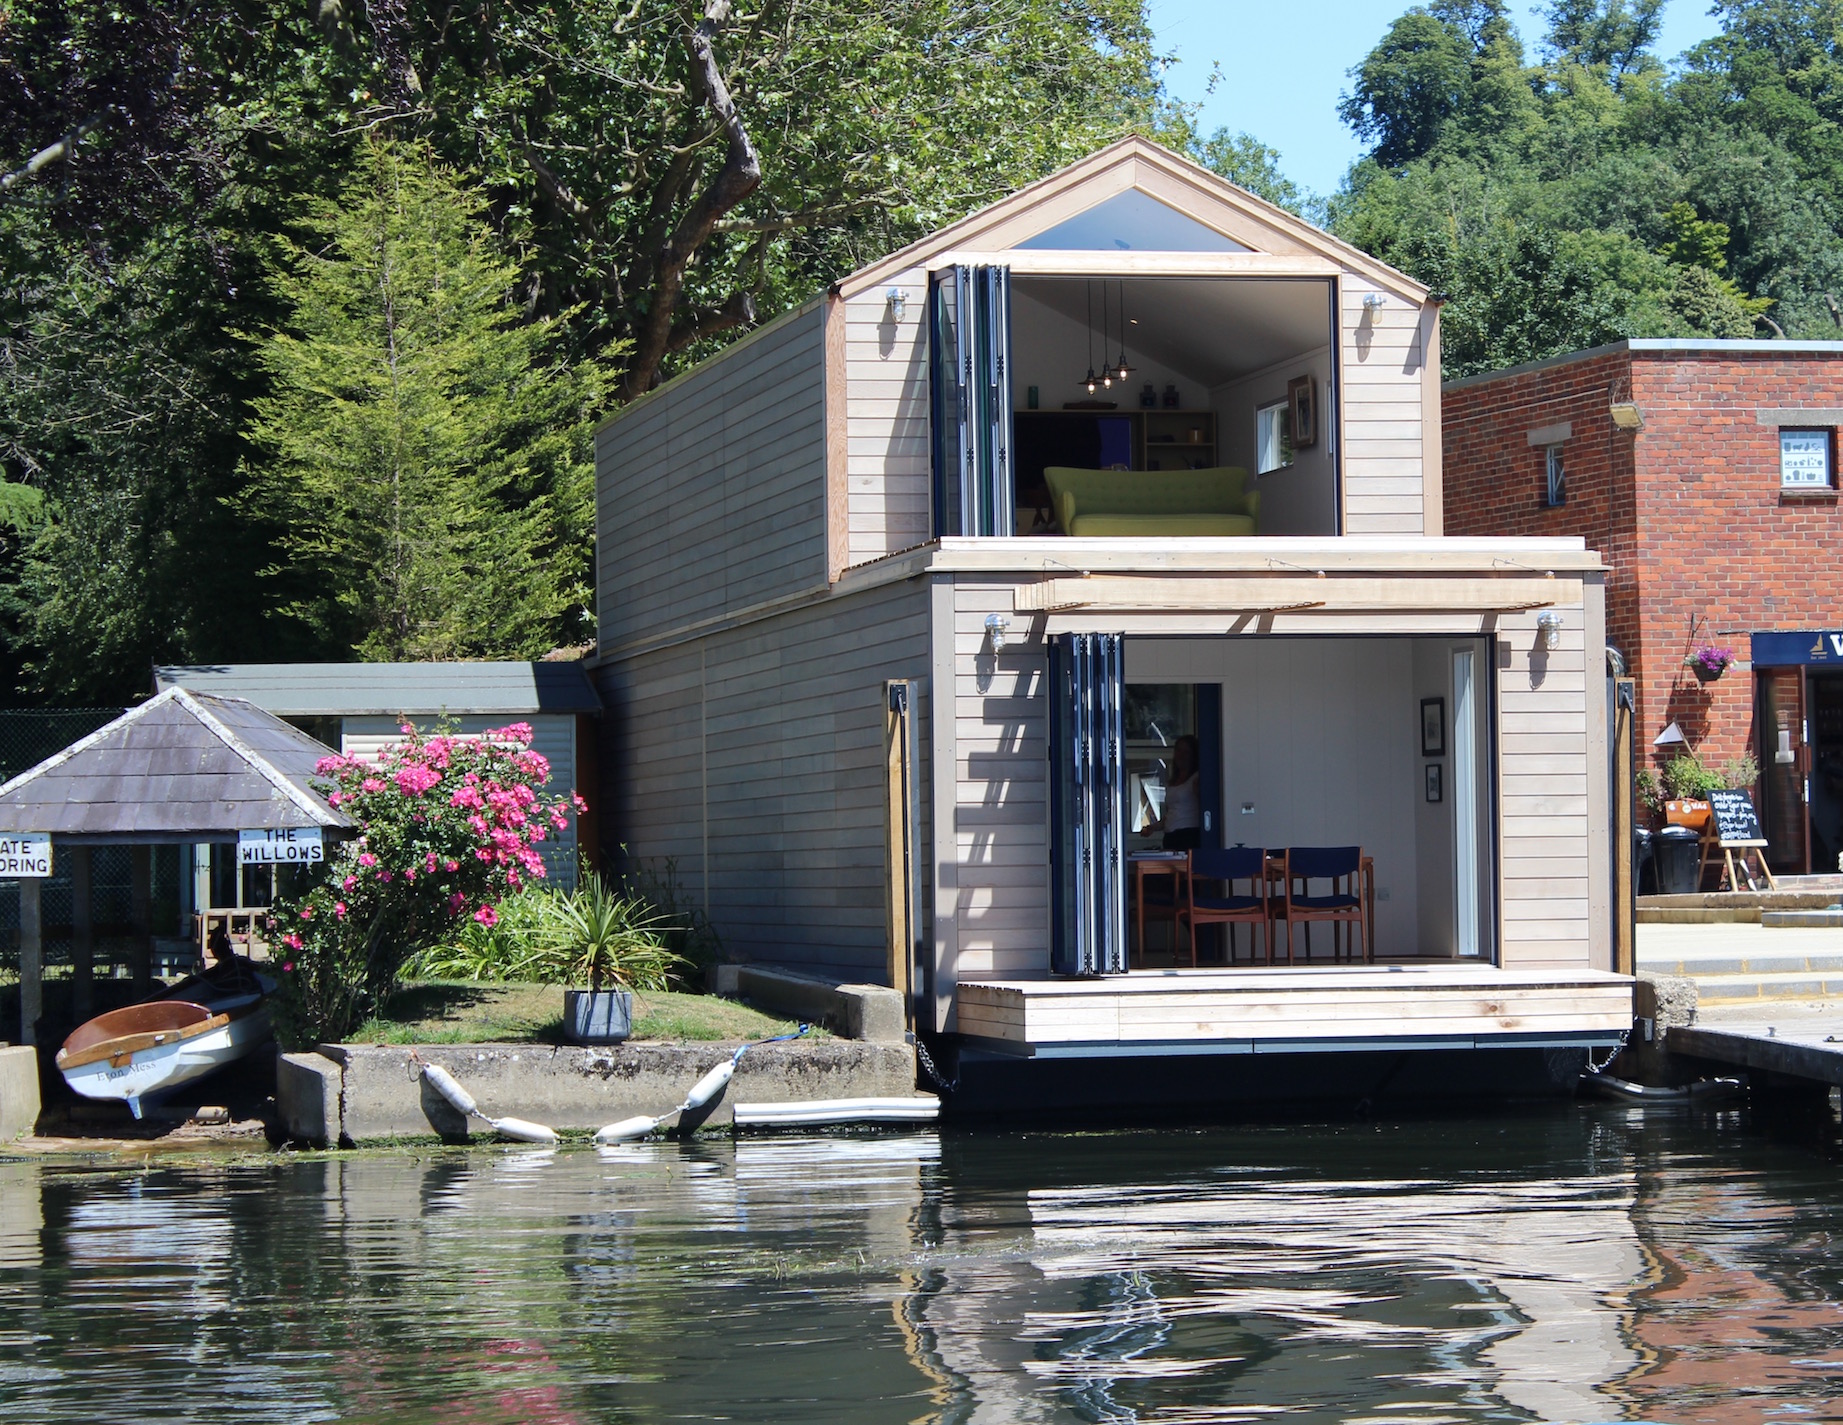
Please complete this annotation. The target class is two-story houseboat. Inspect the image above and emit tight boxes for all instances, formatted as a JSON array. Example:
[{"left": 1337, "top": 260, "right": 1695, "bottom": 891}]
[{"left": 591, "top": 139, "right": 1630, "bottom": 1102}]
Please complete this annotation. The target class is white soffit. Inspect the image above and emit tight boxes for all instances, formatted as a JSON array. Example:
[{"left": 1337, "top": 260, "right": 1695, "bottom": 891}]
[{"left": 1015, "top": 188, "right": 1250, "bottom": 253}]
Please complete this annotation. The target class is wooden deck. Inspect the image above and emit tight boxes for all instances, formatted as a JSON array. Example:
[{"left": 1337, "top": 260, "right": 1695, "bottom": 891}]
[{"left": 955, "top": 963, "right": 1634, "bottom": 1056}]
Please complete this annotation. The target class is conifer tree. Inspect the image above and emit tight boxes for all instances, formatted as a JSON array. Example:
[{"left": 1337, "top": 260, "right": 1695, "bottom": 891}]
[{"left": 243, "top": 141, "right": 604, "bottom": 661}]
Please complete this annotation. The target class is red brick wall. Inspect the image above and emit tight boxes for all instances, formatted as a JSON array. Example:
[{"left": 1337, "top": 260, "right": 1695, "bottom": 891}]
[{"left": 1444, "top": 345, "right": 1843, "bottom": 791}]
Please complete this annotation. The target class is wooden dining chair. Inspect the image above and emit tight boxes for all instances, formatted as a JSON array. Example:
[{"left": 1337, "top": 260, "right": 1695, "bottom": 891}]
[
  {"left": 1278, "top": 846, "right": 1369, "bottom": 964},
  {"left": 1177, "top": 845, "right": 1271, "bottom": 966}
]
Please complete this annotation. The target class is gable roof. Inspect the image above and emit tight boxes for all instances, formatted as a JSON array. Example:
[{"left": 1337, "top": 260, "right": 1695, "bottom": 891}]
[
  {"left": 836, "top": 136, "right": 1428, "bottom": 303},
  {"left": 0, "top": 687, "right": 353, "bottom": 842},
  {"left": 155, "top": 661, "right": 601, "bottom": 717}
]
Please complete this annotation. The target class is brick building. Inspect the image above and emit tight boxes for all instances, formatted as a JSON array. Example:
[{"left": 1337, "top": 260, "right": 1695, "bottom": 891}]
[{"left": 1444, "top": 339, "right": 1843, "bottom": 875}]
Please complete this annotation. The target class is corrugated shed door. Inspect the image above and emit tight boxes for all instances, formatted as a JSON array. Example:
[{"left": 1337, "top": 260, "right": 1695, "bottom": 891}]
[{"left": 341, "top": 714, "right": 579, "bottom": 887}]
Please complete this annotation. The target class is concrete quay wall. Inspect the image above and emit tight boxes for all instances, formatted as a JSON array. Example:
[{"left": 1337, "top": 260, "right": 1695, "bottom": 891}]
[{"left": 280, "top": 1039, "right": 920, "bottom": 1146}]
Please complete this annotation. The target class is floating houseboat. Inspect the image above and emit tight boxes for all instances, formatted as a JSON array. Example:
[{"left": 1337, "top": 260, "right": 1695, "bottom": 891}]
[{"left": 590, "top": 139, "right": 1629, "bottom": 1101}]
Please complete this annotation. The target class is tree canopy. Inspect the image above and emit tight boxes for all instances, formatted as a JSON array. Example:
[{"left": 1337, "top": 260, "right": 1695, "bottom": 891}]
[{"left": 1331, "top": 0, "right": 1843, "bottom": 375}]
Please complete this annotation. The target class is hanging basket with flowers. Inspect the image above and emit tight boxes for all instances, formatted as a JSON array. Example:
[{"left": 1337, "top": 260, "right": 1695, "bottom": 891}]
[{"left": 1687, "top": 644, "right": 1734, "bottom": 684}]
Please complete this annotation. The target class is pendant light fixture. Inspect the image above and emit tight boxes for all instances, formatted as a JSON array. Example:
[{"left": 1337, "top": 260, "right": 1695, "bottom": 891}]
[
  {"left": 1100, "top": 284, "right": 1113, "bottom": 389},
  {"left": 1112, "top": 281, "right": 1135, "bottom": 382},
  {"left": 1080, "top": 282, "right": 1099, "bottom": 394}
]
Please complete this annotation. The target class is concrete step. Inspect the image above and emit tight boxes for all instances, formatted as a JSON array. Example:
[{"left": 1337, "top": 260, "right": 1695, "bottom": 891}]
[
  {"left": 1641, "top": 949, "right": 1843, "bottom": 978},
  {"left": 1690, "top": 970, "right": 1843, "bottom": 1004},
  {"left": 1640, "top": 907, "right": 1761, "bottom": 924}
]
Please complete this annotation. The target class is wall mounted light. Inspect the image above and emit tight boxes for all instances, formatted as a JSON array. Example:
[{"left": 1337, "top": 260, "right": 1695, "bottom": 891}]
[
  {"left": 1362, "top": 293, "right": 1386, "bottom": 315},
  {"left": 885, "top": 287, "right": 907, "bottom": 322},
  {"left": 1536, "top": 610, "right": 1563, "bottom": 651},
  {"left": 1653, "top": 720, "right": 1687, "bottom": 749},
  {"left": 1609, "top": 401, "right": 1643, "bottom": 430},
  {"left": 984, "top": 612, "right": 1012, "bottom": 653}
]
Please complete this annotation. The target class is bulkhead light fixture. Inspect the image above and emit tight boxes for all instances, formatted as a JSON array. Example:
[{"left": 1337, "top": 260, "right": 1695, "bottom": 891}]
[
  {"left": 1609, "top": 401, "right": 1643, "bottom": 430},
  {"left": 885, "top": 287, "right": 907, "bottom": 322},
  {"left": 1536, "top": 611, "right": 1563, "bottom": 651},
  {"left": 985, "top": 612, "right": 1012, "bottom": 653}
]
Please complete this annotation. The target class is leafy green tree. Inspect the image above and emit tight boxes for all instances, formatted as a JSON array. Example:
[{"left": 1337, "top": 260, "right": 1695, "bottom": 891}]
[
  {"left": 242, "top": 140, "right": 605, "bottom": 661},
  {"left": 1189, "top": 129, "right": 1323, "bottom": 221}
]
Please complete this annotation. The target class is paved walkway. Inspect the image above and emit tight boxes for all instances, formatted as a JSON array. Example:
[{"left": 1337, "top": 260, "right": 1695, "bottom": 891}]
[{"left": 1637, "top": 921, "right": 1843, "bottom": 1000}]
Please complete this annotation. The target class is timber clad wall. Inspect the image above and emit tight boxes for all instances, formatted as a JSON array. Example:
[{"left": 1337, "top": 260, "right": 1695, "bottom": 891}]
[
  {"left": 844, "top": 270, "right": 932, "bottom": 565},
  {"left": 943, "top": 580, "right": 1050, "bottom": 988},
  {"left": 594, "top": 579, "right": 931, "bottom": 981},
  {"left": 1493, "top": 598, "right": 1605, "bottom": 969},
  {"left": 594, "top": 304, "right": 829, "bottom": 652},
  {"left": 1338, "top": 277, "right": 1433, "bottom": 535},
  {"left": 1445, "top": 345, "right": 1843, "bottom": 776}
]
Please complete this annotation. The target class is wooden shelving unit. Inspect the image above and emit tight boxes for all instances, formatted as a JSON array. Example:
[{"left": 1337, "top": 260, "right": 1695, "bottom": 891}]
[{"left": 1139, "top": 409, "right": 1217, "bottom": 470}]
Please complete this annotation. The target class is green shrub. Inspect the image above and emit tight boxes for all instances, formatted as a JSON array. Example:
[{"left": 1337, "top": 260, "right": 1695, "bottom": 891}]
[
  {"left": 1661, "top": 754, "right": 1722, "bottom": 801},
  {"left": 1718, "top": 752, "right": 1761, "bottom": 790},
  {"left": 408, "top": 872, "right": 680, "bottom": 991}
]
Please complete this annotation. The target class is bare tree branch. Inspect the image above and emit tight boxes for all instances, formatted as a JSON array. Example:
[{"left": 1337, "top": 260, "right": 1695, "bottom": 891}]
[
  {"left": 621, "top": 0, "right": 762, "bottom": 399},
  {"left": 0, "top": 113, "right": 112, "bottom": 194},
  {"left": 665, "top": 289, "right": 758, "bottom": 353}
]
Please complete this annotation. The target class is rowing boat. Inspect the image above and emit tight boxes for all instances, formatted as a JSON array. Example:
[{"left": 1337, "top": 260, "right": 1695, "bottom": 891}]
[{"left": 56, "top": 962, "right": 276, "bottom": 1119}]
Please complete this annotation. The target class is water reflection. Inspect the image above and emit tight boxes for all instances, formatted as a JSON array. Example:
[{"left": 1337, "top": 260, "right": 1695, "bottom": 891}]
[{"left": 0, "top": 1110, "right": 1840, "bottom": 1422}]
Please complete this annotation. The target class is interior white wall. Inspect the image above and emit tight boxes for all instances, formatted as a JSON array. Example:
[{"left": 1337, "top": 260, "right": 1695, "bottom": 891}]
[
  {"left": 1010, "top": 284, "right": 1205, "bottom": 413},
  {"left": 1412, "top": 642, "right": 1456, "bottom": 956},
  {"left": 1125, "top": 636, "right": 1487, "bottom": 959},
  {"left": 1212, "top": 346, "right": 1335, "bottom": 534}
]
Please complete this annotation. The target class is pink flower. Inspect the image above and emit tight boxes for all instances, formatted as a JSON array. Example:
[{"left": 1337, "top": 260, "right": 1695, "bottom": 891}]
[
  {"left": 342, "top": 875, "right": 357, "bottom": 892},
  {"left": 506, "top": 869, "right": 523, "bottom": 891},
  {"left": 283, "top": 933, "right": 303, "bottom": 951},
  {"left": 449, "top": 892, "right": 467, "bottom": 914},
  {"left": 425, "top": 852, "right": 438, "bottom": 871},
  {"left": 572, "top": 794, "right": 588, "bottom": 814},
  {"left": 360, "top": 777, "right": 385, "bottom": 794},
  {"left": 282, "top": 961, "right": 295, "bottom": 973},
  {"left": 299, "top": 905, "right": 314, "bottom": 920},
  {"left": 378, "top": 871, "right": 393, "bottom": 883},
  {"left": 394, "top": 764, "right": 440, "bottom": 797},
  {"left": 444, "top": 859, "right": 459, "bottom": 872},
  {"left": 358, "top": 852, "right": 377, "bottom": 868},
  {"left": 400, "top": 722, "right": 415, "bottom": 735},
  {"left": 334, "top": 901, "right": 347, "bottom": 920},
  {"left": 473, "top": 904, "right": 499, "bottom": 927}
]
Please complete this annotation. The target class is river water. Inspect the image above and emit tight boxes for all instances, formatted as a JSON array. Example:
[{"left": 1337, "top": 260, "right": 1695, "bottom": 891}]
[{"left": 3, "top": 1107, "right": 1842, "bottom": 1423}]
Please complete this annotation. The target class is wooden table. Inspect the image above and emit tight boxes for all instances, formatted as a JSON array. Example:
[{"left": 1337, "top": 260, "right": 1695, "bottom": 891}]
[{"left": 1129, "top": 852, "right": 1189, "bottom": 966}]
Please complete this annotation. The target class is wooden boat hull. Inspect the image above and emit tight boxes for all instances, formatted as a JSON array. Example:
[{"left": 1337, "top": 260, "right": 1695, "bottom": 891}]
[{"left": 56, "top": 978, "right": 275, "bottom": 1119}]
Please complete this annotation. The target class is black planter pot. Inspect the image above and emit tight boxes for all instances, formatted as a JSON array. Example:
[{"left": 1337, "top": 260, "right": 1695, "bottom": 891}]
[
  {"left": 564, "top": 989, "right": 633, "bottom": 1045},
  {"left": 1691, "top": 662, "right": 1725, "bottom": 684}
]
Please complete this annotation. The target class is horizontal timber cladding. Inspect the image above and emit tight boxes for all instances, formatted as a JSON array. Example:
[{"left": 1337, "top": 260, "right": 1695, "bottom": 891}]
[
  {"left": 595, "top": 304, "right": 829, "bottom": 651},
  {"left": 593, "top": 576, "right": 932, "bottom": 982},
  {"left": 1492, "top": 590, "right": 1607, "bottom": 972},
  {"left": 844, "top": 266, "right": 933, "bottom": 565},
  {"left": 945, "top": 578, "right": 1054, "bottom": 991},
  {"left": 1339, "top": 276, "right": 1435, "bottom": 535}
]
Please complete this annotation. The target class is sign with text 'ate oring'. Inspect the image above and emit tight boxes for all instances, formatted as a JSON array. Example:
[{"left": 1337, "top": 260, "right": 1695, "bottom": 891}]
[
  {"left": 0, "top": 834, "right": 51, "bottom": 878},
  {"left": 238, "top": 827, "right": 323, "bottom": 865}
]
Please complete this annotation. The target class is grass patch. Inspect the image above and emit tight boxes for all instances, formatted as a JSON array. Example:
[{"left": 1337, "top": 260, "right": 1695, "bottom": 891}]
[{"left": 350, "top": 980, "right": 813, "bottom": 1045}]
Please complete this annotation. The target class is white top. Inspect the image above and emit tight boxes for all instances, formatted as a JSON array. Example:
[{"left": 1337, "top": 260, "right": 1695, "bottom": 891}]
[{"left": 1163, "top": 773, "right": 1201, "bottom": 832}]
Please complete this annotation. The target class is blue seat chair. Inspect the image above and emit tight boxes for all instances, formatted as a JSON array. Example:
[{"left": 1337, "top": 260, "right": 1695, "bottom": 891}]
[
  {"left": 1277, "top": 846, "right": 1369, "bottom": 964},
  {"left": 1177, "top": 845, "right": 1272, "bottom": 966}
]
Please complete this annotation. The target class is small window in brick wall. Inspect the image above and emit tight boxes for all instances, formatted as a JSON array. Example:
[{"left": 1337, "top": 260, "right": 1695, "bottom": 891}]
[
  {"left": 1544, "top": 444, "right": 1566, "bottom": 507},
  {"left": 1780, "top": 428, "right": 1835, "bottom": 489}
]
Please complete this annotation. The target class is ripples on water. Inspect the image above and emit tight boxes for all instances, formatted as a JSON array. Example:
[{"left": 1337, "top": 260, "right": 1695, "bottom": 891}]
[{"left": 3, "top": 1109, "right": 1842, "bottom": 1423}]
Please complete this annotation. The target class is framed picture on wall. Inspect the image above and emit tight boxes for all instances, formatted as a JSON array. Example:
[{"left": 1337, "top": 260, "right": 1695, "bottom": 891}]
[
  {"left": 1420, "top": 697, "right": 1445, "bottom": 757},
  {"left": 1425, "top": 763, "right": 1443, "bottom": 803},
  {"left": 1288, "top": 374, "right": 1317, "bottom": 449}
]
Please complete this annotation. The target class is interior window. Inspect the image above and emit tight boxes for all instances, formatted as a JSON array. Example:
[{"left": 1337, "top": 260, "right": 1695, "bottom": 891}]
[{"left": 1256, "top": 399, "right": 1293, "bottom": 474}]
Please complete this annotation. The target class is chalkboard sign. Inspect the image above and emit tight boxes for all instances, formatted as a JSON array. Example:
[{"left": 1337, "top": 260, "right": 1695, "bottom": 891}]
[{"left": 1709, "top": 788, "right": 1767, "bottom": 845}]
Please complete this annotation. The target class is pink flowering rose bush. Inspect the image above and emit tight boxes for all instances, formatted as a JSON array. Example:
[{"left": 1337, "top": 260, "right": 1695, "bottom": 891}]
[{"left": 271, "top": 721, "right": 584, "bottom": 1047}]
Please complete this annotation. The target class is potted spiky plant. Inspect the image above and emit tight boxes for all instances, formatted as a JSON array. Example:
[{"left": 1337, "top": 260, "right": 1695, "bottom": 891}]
[{"left": 548, "top": 872, "right": 681, "bottom": 1045}]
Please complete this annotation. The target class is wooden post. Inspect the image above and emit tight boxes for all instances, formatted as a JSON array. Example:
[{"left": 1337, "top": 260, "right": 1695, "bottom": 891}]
[
  {"left": 129, "top": 844, "right": 152, "bottom": 991},
  {"left": 70, "top": 846, "right": 93, "bottom": 1021},
  {"left": 1613, "top": 677, "right": 1636, "bottom": 977},
  {"left": 884, "top": 683, "right": 913, "bottom": 1018},
  {"left": 18, "top": 878, "right": 40, "bottom": 1046}
]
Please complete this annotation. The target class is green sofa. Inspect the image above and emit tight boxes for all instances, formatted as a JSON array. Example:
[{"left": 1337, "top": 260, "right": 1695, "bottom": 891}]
[{"left": 1043, "top": 466, "right": 1260, "bottom": 537}]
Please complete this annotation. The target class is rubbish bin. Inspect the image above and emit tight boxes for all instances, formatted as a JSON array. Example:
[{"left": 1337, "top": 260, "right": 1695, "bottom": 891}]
[
  {"left": 1655, "top": 825, "right": 1701, "bottom": 895},
  {"left": 1633, "top": 826, "right": 1656, "bottom": 897}
]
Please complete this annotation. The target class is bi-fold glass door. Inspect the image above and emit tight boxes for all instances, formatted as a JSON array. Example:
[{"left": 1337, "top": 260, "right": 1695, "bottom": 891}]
[
  {"left": 1049, "top": 633, "right": 1127, "bottom": 975},
  {"left": 930, "top": 264, "right": 1014, "bottom": 538}
]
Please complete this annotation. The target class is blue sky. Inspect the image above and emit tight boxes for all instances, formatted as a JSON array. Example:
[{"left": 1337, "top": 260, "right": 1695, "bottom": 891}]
[{"left": 1149, "top": 1, "right": 1727, "bottom": 197}]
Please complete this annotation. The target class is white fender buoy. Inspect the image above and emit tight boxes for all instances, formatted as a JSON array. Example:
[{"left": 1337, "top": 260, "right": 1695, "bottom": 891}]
[
  {"left": 420, "top": 1063, "right": 560, "bottom": 1145},
  {"left": 680, "top": 1057, "right": 735, "bottom": 1112},
  {"left": 594, "top": 1114, "right": 664, "bottom": 1145}
]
